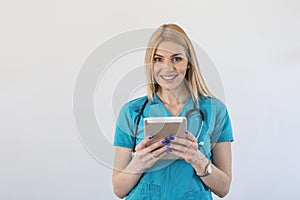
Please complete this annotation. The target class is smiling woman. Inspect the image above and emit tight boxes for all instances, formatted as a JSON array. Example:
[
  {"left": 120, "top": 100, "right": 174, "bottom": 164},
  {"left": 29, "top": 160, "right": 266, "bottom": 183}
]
[
  {"left": 112, "top": 24, "right": 234, "bottom": 200},
  {"left": 144, "top": 24, "right": 213, "bottom": 104},
  {"left": 153, "top": 42, "right": 189, "bottom": 90}
]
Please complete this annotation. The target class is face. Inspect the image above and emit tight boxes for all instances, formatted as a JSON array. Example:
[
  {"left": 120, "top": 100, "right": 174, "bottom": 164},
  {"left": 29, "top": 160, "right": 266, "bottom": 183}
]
[{"left": 153, "top": 41, "right": 189, "bottom": 91}]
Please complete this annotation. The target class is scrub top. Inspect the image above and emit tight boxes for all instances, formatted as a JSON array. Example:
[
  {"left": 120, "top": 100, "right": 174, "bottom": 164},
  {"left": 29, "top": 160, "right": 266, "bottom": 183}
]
[{"left": 113, "top": 94, "right": 234, "bottom": 200}]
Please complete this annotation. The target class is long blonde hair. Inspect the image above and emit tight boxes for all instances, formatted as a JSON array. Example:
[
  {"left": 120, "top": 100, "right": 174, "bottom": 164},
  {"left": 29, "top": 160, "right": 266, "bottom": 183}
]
[{"left": 145, "top": 24, "right": 213, "bottom": 102}]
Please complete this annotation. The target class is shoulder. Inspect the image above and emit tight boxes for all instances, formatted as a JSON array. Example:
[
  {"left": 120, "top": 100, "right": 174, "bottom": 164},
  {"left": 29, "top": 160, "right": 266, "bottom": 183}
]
[
  {"left": 199, "top": 96, "right": 230, "bottom": 120},
  {"left": 119, "top": 95, "right": 148, "bottom": 116},
  {"left": 200, "top": 96, "right": 227, "bottom": 110}
]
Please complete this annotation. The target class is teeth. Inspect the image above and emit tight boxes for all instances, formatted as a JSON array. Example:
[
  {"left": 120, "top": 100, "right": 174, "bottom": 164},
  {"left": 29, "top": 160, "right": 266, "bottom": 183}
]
[{"left": 161, "top": 75, "right": 177, "bottom": 80}]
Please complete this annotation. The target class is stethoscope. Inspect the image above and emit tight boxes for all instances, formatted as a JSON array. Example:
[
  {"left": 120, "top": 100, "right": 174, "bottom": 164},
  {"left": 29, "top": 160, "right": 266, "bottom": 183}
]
[{"left": 132, "top": 98, "right": 205, "bottom": 153}]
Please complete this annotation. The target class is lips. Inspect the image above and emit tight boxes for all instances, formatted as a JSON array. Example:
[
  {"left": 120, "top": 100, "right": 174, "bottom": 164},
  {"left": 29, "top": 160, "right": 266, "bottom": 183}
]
[{"left": 160, "top": 74, "right": 178, "bottom": 81}]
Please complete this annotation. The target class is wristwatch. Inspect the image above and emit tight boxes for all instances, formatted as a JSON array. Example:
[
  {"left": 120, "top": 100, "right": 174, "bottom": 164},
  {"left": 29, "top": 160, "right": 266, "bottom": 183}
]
[{"left": 197, "top": 160, "right": 212, "bottom": 177}]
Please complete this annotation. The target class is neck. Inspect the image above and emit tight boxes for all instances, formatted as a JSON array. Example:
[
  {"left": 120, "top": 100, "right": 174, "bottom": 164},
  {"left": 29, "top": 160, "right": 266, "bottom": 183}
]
[{"left": 157, "top": 85, "right": 190, "bottom": 105}]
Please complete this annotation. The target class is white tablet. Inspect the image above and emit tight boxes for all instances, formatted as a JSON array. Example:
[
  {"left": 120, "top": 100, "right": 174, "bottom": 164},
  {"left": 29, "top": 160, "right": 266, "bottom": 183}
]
[{"left": 144, "top": 117, "right": 187, "bottom": 159}]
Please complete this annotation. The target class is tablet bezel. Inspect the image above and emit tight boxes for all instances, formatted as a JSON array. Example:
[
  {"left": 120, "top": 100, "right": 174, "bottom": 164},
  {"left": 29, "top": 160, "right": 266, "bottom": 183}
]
[{"left": 144, "top": 117, "right": 187, "bottom": 159}]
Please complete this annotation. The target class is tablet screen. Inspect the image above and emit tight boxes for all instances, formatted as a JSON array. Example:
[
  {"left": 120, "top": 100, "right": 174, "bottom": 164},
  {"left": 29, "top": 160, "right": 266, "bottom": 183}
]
[{"left": 144, "top": 117, "right": 187, "bottom": 159}]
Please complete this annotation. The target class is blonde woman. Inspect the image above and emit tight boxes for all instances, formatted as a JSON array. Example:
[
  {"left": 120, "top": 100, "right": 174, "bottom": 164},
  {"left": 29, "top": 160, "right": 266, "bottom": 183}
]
[{"left": 112, "top": 24, "right": 234, "bottom": 200}]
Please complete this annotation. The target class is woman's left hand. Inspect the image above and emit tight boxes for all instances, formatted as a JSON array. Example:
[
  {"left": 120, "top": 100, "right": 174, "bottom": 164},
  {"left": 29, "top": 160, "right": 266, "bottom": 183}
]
[{"left": 168, "top": 131, "right": 208, "bottom": 169}]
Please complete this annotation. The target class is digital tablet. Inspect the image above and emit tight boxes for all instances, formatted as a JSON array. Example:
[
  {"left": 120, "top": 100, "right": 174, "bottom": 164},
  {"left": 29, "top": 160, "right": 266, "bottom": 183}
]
[{"left": 144, "top": 117, "right": 187, "bottom": 159}]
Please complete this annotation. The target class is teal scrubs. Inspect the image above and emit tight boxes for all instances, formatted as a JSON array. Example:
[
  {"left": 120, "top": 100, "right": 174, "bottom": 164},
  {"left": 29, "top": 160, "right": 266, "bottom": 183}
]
[{"left": 113, "top": 94, "right": 234, "bottom": 200}]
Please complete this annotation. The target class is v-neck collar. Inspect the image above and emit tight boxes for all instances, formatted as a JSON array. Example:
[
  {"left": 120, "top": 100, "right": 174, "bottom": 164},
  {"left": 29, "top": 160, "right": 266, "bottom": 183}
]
[{"left": 153, "top": 93, "right": 193, "bottom": 117}]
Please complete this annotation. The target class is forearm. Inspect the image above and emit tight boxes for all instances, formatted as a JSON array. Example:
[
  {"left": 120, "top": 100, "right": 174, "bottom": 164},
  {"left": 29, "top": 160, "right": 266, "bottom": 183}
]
[
  {"left": 113, "top": 160, "right": 144, "bottom": 198},
  {"left": 193, "top": 159, "right": 231, "bottom": 198}
]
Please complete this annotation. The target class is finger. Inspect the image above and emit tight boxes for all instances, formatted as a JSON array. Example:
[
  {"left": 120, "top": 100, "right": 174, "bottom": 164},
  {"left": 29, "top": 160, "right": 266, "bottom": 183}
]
[
  {"left": 184, "top": 130, "right": 197, "bottom": 142},
  {"left": 152, "top": 145, "right": 169, "bottom": 157},
  {"left": 135, "top": 135, "right": 154, "bottom": 151},
  {"left": 166, "top": 148, "right": 185, "bottom": 158},
  {"left": 152, "top": 147, "right": 168, "bottom": 160},
  {"left": 144, "top": 146, "right": 168, "bottom": 163},
  {"left": 170, "top": 136, "right": 196, "bottom": 148},
  {"left": 168, "top": 143, "right": 196, "bottom": 154},
  {"left": 145, "top": 138, "right": 166, "bottom": 153},
  {"left": 169, "top": 149, "right": 196, "bottom": 163},
  {"left": 155, "top": 150, "right": 168, "bottom": 159}
]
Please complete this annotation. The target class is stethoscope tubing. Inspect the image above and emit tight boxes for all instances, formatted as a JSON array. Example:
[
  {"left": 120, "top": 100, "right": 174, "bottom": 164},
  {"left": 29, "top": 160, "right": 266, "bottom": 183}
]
[{"left": 133, "top": 98, "right": 205, "bottom": 152}]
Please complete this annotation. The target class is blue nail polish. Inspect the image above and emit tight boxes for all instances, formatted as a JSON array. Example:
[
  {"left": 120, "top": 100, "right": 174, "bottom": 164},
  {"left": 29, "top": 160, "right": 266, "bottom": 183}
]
[
  {"left": 184, "top": 130, "right": 188, "bottom": 134},
  {"left": 162, "top": 139, "right": 168, "bottom": 144},
  {"left": 166, "top": 143, "right": 170, "bottom": 147},
  {"left": 169, "top": 135, "right": 175, "bottom": 140},
  {"left": 148, "top": 135, "right": 153, "bottom": 139},
  {"left": 166, "top": 148, "right": 172, "bottom": 153}
]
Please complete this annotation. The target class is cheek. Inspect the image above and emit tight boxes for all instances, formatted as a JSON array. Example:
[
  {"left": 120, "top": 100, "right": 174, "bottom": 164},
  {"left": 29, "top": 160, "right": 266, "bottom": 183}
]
[
  {"left": 153, "top": 64, "right": 162, "bottom": 74},
  {"left": 176, "top": 65, "right": 188, "bottom": 75}
]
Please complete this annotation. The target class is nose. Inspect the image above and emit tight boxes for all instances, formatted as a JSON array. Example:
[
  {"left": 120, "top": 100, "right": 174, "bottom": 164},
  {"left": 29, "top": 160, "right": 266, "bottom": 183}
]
[{"left": 164, "top": 59, "right": 174, "bottom": 69}]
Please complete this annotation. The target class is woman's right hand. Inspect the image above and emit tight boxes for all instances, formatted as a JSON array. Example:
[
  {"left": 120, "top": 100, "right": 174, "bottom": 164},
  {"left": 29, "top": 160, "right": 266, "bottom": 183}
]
[{"left": 130, "top": 136, "right": 169, "bottom": 173}]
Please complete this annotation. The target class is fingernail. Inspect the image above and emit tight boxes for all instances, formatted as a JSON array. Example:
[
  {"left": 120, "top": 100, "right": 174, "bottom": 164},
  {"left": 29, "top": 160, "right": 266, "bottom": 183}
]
[
  {"left": 184, "top": 130, "right": 188, "bottom": 134},
  {"left": 165, "top": 142, "right": 170, "bottom": 147},
  {"left": 162, "top": 139, "right": 168, "bottom": 144},
  {"left": 169, "top": 135, "right": 175, "bottom": 141},
  {"left": 148, "top": 135, "right": 153, "bottom": 139},
  {"left": 166, "top": 148, "right": 172, "bottom": 153}
]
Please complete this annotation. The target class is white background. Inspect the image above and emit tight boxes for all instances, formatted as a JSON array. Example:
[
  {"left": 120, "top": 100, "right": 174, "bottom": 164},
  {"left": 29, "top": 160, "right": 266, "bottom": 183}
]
[{"left": 1, "top": 0, "right": 300, "bottom": 199}]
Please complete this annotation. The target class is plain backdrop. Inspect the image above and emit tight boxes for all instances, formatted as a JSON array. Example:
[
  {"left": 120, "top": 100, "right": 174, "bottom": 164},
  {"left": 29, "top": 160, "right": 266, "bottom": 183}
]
[{"left": 1, "top": 0, "right": 300, "bottom": 199}]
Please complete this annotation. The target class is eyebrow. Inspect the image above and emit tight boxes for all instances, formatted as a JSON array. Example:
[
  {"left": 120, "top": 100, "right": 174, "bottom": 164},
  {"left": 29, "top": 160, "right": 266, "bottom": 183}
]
[{"left": 154, "top": 53, "right": 183, "bottom": 57}]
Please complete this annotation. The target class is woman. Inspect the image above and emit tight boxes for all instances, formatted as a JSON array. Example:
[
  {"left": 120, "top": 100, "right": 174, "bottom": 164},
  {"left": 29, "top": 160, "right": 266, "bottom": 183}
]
[{"left": 112, "top": 24, "right": 234, "bottom": 200}]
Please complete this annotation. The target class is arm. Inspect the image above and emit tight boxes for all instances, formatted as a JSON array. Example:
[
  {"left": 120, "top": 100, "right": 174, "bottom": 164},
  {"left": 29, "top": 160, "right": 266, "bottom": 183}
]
[
  {"left": 169, "top": 133, "right": 232, "bottom": 198},
  {"left": 112, "top": 139, "right": 168, "bottom": 199},
  {"left": 195, "top": 142, "right": 232, "bottom": 198},
  {"left": 112, "top": 147, "right": 143, "bottom": 199}
]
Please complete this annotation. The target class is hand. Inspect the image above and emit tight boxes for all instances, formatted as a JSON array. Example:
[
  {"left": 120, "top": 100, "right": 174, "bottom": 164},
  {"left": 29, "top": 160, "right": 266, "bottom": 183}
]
[
  {"left": 131, "top": 136, "right": 168, "bottom": 173},
  {"left": 168, "top": 131, "right": 208, "bottom": 169}
]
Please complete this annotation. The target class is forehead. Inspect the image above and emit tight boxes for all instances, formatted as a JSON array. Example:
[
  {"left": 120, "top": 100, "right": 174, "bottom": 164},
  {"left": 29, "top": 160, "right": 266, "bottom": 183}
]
[{"left": 155, "top": 41, "right": 186, "bottom": 57}]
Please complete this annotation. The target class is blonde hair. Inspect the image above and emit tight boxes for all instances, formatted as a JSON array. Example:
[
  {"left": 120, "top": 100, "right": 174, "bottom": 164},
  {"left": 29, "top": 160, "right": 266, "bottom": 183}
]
[{"left": 144, "top": 24, "right": 214, "bottom": 102}]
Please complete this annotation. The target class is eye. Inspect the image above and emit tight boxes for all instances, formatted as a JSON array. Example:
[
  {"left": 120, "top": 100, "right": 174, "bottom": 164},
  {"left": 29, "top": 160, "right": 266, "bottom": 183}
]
[
  {"left": 172, "top": 57, "right": 182, "bottom": 62},
  {"left": 153, "top": 57, "right": 162, "bottom": 62}
]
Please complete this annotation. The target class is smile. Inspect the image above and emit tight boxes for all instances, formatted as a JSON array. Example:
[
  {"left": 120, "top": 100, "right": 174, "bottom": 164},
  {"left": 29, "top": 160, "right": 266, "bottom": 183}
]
[{"left": 160, "top": 74, "right": 178, "bottom": 81}]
